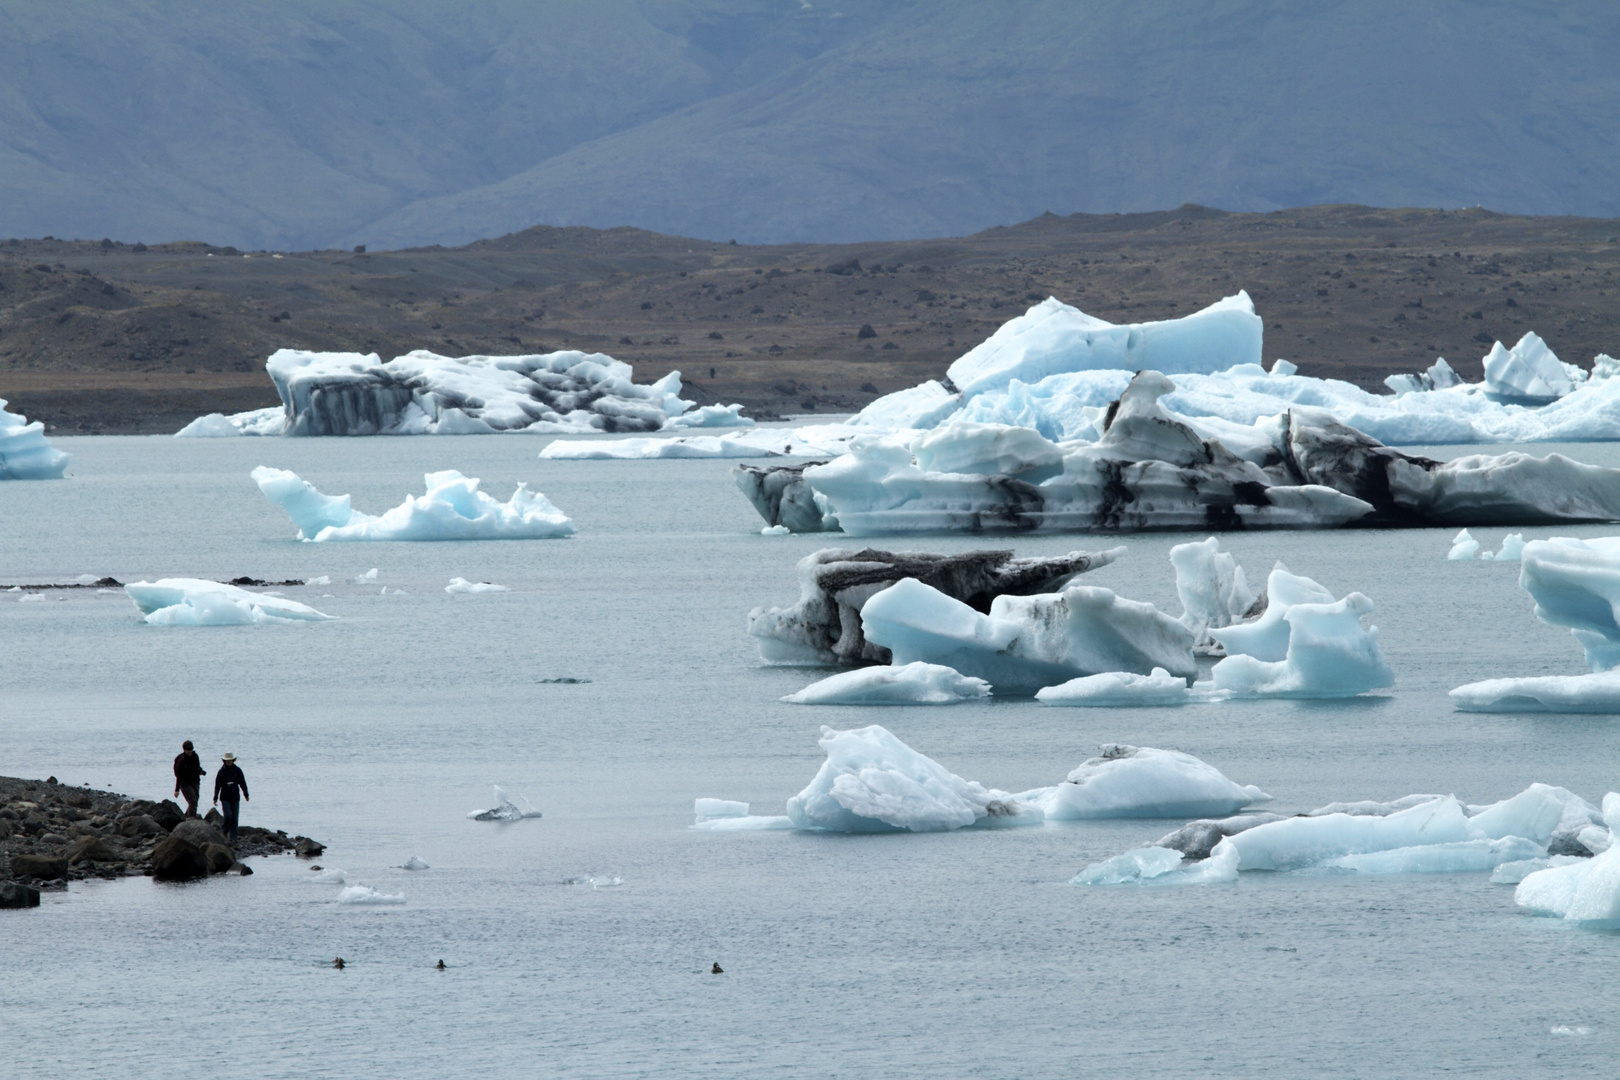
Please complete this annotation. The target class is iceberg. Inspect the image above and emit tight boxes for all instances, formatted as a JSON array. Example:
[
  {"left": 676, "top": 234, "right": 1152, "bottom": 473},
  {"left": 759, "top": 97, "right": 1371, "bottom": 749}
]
[
  {"left": 335, "top": 885, "right": 406, "bottom": 905},
  {"left": 0, "top": 398, "right": 70, "bottom": 479},
  {"left": 399, "top": 856, "right": 430, "bottom": 870},
  {"left": 179, "top": 347, "right": 751, "bottom": 436},
  {"left": 1324, "top": 837, "right": 1548, "bottom": 874},
  {"left": 1220, "top": 796, "right": 1476, "bottom": 870},
  {"left": 782, "top": 662, "right": 991, "bottom": 705},
  {"left": 1450, "top": 671, "right": 1620, "bottom": 713},
  {"left": 1481, "top": 332, "right": 1579, "bottom": 403},
  {"left": 1028, "top": 745, "right": 1270, "bottom": 820},
  {"left": 1209, "top": 564, "right": 1337, "bottom": 662},
  {"left": 445, "top": 578, "right": 509, "bottom": 594},
  {"left": 747, "top": 546, "right": 1121, "bottom": 665},
  {"left": 694, "top": 799, "right": 750, "bottom": 820},
  {"left": 1170, "top": 536, "right": 1258, "bottom": 652},
  {"left": 1070, "top": 842, "right": 1240, "bottom": 887},
  {"left": 1448, "top": 528, "right": 1482, "bottom": 560},
  {"left": 784, "top": 724, "right": 1035, "bottom": 833},
  {"left": 1206, "top": 591, "right": 1393, "bottom": 699},
  {"left": 861, "top": 576, "right": 1197, "bottom": 695},
  {"left": 125, "top": 579, "right": 336, "bottom": 626},
  {"left": 252, "top": 467, "right": 574, "bottom": 542},
  {"left": 467, "top": 786, "right": 543, "bottom": 821},
  {"left": 1515, "top": 794, "right": 1620, "bottom": 925},
  {"left": 1034, "top": 667, "right": 1193, "bottom": 707}
]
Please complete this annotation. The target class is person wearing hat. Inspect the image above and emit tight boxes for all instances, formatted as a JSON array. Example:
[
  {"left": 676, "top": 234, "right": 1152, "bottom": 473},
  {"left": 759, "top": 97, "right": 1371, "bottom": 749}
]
[
  {"left": 212, "top": 753, "right": 250, "bottom": 843},
  {"left": 172, "top": 740, "right": 207, "bottom": 818}
]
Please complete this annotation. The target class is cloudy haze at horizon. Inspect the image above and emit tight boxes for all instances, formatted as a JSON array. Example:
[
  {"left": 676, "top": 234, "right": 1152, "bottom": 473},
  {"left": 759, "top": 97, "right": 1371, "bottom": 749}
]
[{"left": 5, "top": 0, "right": 1620, "bottom": 251}]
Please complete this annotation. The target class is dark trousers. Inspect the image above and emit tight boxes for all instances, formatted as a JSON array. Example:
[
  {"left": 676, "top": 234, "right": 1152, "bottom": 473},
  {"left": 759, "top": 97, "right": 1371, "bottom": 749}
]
[
  {"left": 221, "top": 796, "right": 240, "bottom": 842},
  {"left": 179, "top": 782, "right": 199, "bottom": 817}
]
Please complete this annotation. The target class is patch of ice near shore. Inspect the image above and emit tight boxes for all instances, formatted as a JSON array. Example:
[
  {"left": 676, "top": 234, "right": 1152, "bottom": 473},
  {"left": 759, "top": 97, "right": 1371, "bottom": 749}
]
[
  {"left": 782, "top": 662, "right": 991, "bottom": 705},
  {"left": 860, "top": 576, "right": 1196, "bottom": 695},
  {"left": 252, "top": 467, "right": 574, "bottom": 541},
  {"left": 0, "top": 398, "right": 70, "bottom": 479},
  {"left": 1035, "top": 667, "right": 1194, "bottom": 707},
  {"left": 180, "top": 348, "right": 751, "bottom": 437},
  {"left": 1516, "top": 794, "right": 1620, "bottom": 925},
  {"left": 467, "top": 786, "right": 543, "bottom": 821},
  {"left": 125, "top": 579, "right": 336, "bottom": 625},
  {"left": 336, "top": 884, "right": 406, "bottom": 905},
  {"left": 1027, "top": 745, "right": 1270, "bottom": 820},
  {"left": 445, "top": 578, "right": 509, "bottom": 594}
]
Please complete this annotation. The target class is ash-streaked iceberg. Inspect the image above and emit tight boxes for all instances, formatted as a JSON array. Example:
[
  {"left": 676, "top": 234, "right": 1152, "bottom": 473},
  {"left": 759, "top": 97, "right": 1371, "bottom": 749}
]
[
  {"left": 861, "top": 576, "right": 1197, "bottom": 695},
  {"left": 0, "top": 398, "right": 70, "bottom": 480},
  {"left": 252, "top": 466, "right": 574, "bottom": 541},
  {"left": 782, "top": 662, "right": 991, "bottom": 705},
  {"left": 179, "top": 347, "right": 751, "bottom": 437},
  {"left": 1027, "top": 745, "right": 1269, "bottom": 820},
  {"left": 467, "top": 786, "right": 543, "bottom": 822},
  {"left": 125, "top": 578, "right": 336, "bottom": 626},
  {"left": 748, "top": 546, "right": 1121, "bottom": 665}
]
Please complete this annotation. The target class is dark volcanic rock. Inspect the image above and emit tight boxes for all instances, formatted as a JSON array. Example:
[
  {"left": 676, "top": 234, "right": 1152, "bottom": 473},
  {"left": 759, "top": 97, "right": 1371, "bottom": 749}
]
[
  {"left": 118, "top": 814, "right": 166, "bottom": 839},
  {"left": 149, "top": 836, "right": 209, "bottom": 882},
  {"left": 748, "top": 545, "right": 1124, "bottom": 664},
  {"left": 66, "top": 836, "right": 122, "bottom": 864},
  {"left": 170, "top": 819, "right": 229, "bottom": 849},
  {"left": 203, "top": 843, "right": 236, "bottom": 874},
  {"left": 1, "top": 882, "right": 42, "bottom": 908},
  {"left": 294, "top": 837, "right": 325, "bottom": 858},
  {"left": 11, "top": 854, "right": 69, "bottom": 881}
]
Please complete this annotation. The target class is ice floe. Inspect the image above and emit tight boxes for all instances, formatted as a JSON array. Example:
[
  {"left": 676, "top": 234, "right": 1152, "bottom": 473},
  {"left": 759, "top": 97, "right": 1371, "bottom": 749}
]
[
  {"left": 782, "top": 662, "right": 990, "bottom": 705},
  {"left": 1026, "top": 745, "right": 1270, "bottom": 820},
  {"left": 253, "top": 467, "right": 574, "bottom": 541},
  {"left": 179, "top": 348, "right": 752, "bottom": 436},
  {"left": 335, "top": 885, "right": 406, "bottom": 905},
  {"left": 0, "top": 398, "right": 70, "bottom": 479},
  {"left": 1448, "top": 528, "right": 1482, "bottom": 560},
  {"left": 399, "top": 856, "right": 430, "bottom": 870},
  {"left": 445, "top": 578, "right": 509, "bottom": 594},
  {"left": 467, "top": 786, "right": 544, "bottom": 821},
  {"left": 1035, "top": 668, "right": 1194, "bottom": 707},
  {"left": 861, "top": 576, "right": 1197, "bottom": 695},
  {"left": 748, "top": 546, "right": 1120, "bottom": 665},
  {"left": 125, "top": 579, "right": 336, "bottom": 626},
  {"left": 1515, "top": 794, "right": 1620, "bottom": 925}
]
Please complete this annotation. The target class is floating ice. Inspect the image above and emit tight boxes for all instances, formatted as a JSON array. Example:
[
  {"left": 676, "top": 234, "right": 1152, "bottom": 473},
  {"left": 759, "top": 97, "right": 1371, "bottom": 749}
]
[
  {"left": 1322, "top": 836, "right": 1546, "bottom": 874},
  {"left": 748, "top": 546, "right": 1119, "bottom": 665},
  {"left": 467, "top": 786, "right": 543, "bottom": 821},
  {"left": 335, "top": 884, "right": 406, "bottom": 905},
  {"left": 1448, "top": 529, "right": 1482, "bottom": 560},
  {"left": 182, "top": 348, "right": 751, "bottom": 436},
  {"left": 1491, "top": 855, "right": 1587, "bottom": 885},
  {"left": 125, "top": 579, "right": 336, "bottom": 626},
  {"left": 0, "top": 398, "right": 70, "bottom": 479},
  {"left": 399, "top": 856, "right": 430, "bottom": 870},
  {"left": 1070, "top": 841, "right": 1240, "bottom": 886},
  {"left": 306, "top": 575, "right": 332, "bottom": 586},
  {"left": 1170, "top": 537, "right": 1258, "bottom": 653},
  {"left": 1220, "top": 796, "right": 1476, "bottom": 870},
  {"left": 1481, "top": 332, "right": 1579, "bottom": 403},
  {"left": 352, "top": 568, "right": 379, "bottom": 584},
  {"left": 782, "top": 662, "right": 991, "bottom": 705},
  {"left": 1034, "top": 668, "right": 1193, "bottom": 707},
  {"left": 1515, "top": 794, "right": 1620, "bottom": 925},
  {"left": 539, "top": 430, "right": 792, "bottom": 460},
  {"left": 1028, "top": 745, "right": 1270, "bottom": 820},
  {"left": 1452, "top": 671, "right": 1620, "bottom": 712},
  {"left": 304, "top": 868, "right": 348, "bottom": 884},
  {"left": 861, "top": 576, "right": 1196, "bottom": 695},
  {"left": 1206, "top": 591, "right": 1394, "bottom": 699},
  {"left": 445, "top": 578, "right": 509, "bottom": 594},
  {"left": 1496, "top": 533, "right": 1527, "bottom": 561},
  {"left": 253, "top": 467, "right": 574, "bottom": 542},
  {"left": 1208, "top": 564, "right": 1336, "bottom": 662},
  {"left": 694, "top": 799, "right": 750, "bottom": 819},
  {"left": 18, "top": 593, "right": 45, "bottom": 603}
]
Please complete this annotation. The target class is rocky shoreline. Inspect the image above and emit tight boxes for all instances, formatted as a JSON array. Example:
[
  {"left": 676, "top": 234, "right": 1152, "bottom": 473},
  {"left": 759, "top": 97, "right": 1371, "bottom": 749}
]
[{"left": 0, "top": 775, "right": 324, "bottom": 908}]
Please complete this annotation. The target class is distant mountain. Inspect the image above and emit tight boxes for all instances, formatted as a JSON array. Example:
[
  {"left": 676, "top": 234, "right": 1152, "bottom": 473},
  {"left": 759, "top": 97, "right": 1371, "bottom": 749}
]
[{"left": 5, "top": 1, "right": 1619, "bottom": 250}]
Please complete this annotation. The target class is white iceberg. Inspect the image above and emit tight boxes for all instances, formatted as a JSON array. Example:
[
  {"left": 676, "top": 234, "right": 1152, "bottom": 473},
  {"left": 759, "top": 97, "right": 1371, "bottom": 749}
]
[
  {"left": 860, "top": 575, "right": 1197, "bottom": 695},
  {"left": 125, "top": 579, "right": 336, "bottom": 626},
  {"left": 1206, "top": 591, "right": 1394, "bottom": 699},
  {"left": 694, "top": 799, "right": 750, "bottom": 820},
  {"left": 335, "top": 884, "right": 406, "bottom": 905},
  {"left": 1028, "top": 745, "right": 1270, "bottom": 820},
  {"left": 1034, "top": 667, "right": 1193, "bottom": 707},
  {"left": 1516, "top": 794, "right": 1620, "bottom": 925},
  {"left": 539, "top": 430, "right": 815, "bottom": 460},
  {"left": 1070, "top": 841, "right": 1240, "bottom": 886},
  {"left": 782, "top": 662, "right": 991, "bottom": 705},
  {"left": 0, "top": 398, "right": 70, "bottom": 479},
  {"left": 467, "top": 786, "right": 543, "bottom": 821},
  {"left": 399, "top": 856, "right": 430, "bottom": 870},
  {"left": 1448, "top": 528, "right": 1482, "bottom": 560},
  {"left": 1209, "top": 564, "right": 1337, "bottom": 662},
  {"left": 1220, "top": 796, "right": 1476, "bottom": 870},
  {"left": 445, "top": 578, "right": 509, "bottom": 594},
  {"left": 1495, "top": 533, "right": 1527, "bottom": 561},
  {"left": 1451, "top": 671, "right": 1620, "bottom": 713},
  {"left": 1323, "top": 837, "right": 1547, "bottom": 874},
  {"left": 253, "top": 467, "right": 574, "bottom": 542},
  {"left": 1170, "top": 536, "right": 1257, "bottom": 652},
  {"left": 1481, "top": 332, "right": 1580, "bottom": 403},
  {"left": 181, "top": 348, "right": 752, "bottom": 436}
]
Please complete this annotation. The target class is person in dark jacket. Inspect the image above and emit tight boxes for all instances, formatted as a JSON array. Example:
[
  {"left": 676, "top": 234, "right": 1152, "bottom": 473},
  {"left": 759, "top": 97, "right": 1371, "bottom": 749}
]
[
  {"left": 212, "top": 753, "right": 250, "bottom": 843},
  {"left": 172, "top": 740, "right": 206, "bottom": 818}
]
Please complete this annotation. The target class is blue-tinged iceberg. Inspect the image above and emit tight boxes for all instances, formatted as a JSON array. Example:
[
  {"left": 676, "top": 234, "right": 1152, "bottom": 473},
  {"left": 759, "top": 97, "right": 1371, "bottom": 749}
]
[
  {"left": 252, "top": 466, "right": 574, "bottom": 541},
  {"left": 781, "top": 662, "right": 990, "bottom": 705},
  {"left": 0, "top": 398, "right": 70, "bottom": 479},
  {"left": 125, "top": 578, "right": 335, "bottom": 626}
]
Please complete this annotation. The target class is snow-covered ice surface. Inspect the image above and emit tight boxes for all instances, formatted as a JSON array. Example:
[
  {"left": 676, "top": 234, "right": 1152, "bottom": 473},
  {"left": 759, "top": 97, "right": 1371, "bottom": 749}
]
[
  {"left": 253, "top": 466, "right": 574, "bottom": 541},
  {"left": 781, "top": 662, "right": 990, "bottom": 705},
  {"left": 124, "top": 578, "right": 335, "bottom": 626},
  {"left": 860, "top": 576, "right": 1196, "bottom": 695},
  {"left": 179, "top": 348, "right": 752, "bottom": 437},
  {"left": 0, "top": 398, "right": 70, "bottom": 479},
  {"left": 467, "top": 786, "right": 543, "bottom": 822},
  {"left": 1027, "top": 745, "right": 1269, "bottom": 820}
]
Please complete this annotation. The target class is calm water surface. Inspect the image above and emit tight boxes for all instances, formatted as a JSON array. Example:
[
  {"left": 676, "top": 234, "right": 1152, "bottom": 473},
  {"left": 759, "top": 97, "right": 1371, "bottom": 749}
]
[{"left": 3, "top": 434, "right": 1619, "bottom": 1078}]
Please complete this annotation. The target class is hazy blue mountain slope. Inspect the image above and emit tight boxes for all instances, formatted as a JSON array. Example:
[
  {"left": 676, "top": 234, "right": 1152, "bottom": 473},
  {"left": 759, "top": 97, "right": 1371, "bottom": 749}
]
[{"left": 4, "top": 1, "right": 1619, "bottom": 249}]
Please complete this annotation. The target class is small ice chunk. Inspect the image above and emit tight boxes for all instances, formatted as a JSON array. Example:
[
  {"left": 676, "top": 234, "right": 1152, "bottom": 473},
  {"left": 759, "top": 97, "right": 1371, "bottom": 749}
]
[
  {"left": 353, "top": 568, "right": 379, "bottom": 584},
  {"left": 125, "top": 579, "right": 336, "bottom": 626},
  {"left": 304, "top": 868, "right": 348, "bottom": 884},
  {"left": 1221, "top": 796, "right": 1474, "bottom": 870},
  {"left": 1207, "top": 591, "right": 1393, "bottom": 699},
  {"left": 1451, "top": 670, "right": 1620, "bottom": 713},
  {"left": 1031, "top": 744, "right": 1270, "bottom": 820},
  {"left": 1269, "top": 358, "right": 1298, "bottom": 377},
  {"left": 307, "top": 575, "right": 332, "bottom": 585},
  {"left": 253, "top": 467, "right": 575, "bottom": 542},
  {"left": 467, "top": 785, "right": 543, "bottom": 821},
  {"left": 689, "top": 814, "right": 795, "bottom": 831},
  {"left": 782, "top": 662, "right": 991, "bottom": 705},
  {"left": 1170, "top": 536, "right": 1256, "bottom": 650},
  {"left": 1035, "top": 667, "right": 1192, "bottom": 707},
  {"left": 1212, "top": 564, "right": 1336, "bottom": 662},
  {"left": 1071, "top": 840, "right": 1239, "bottom": 886},
  {"left": 761, "top": 524, "right": 792, "bottom": 536},
  {"left": 335, "top": 884, "right": 406, "bottom": 905},
  {"left": 400, "top": 856, "right": 430, "bottom": 870},
  {"left": 19, "top": 593, "right": 45, "bottom": 603},
  {"left": 694, "top": 798, "right": 749, "bottom": 819},
  {"left": 1494, "top": 533, "right": 1526, "bottom": 561},
  {"left": 1492, "top": 855, "right": 1586, "bottom": 885},
  {"left": 1447, "top": 528, "right": 1481, "bottom": 560},
  {"left": 0, "top": 397, "right": 71, "bottom": 479},
  {"left": 445, "top": 577, "right": 510, "bottom": 594}
]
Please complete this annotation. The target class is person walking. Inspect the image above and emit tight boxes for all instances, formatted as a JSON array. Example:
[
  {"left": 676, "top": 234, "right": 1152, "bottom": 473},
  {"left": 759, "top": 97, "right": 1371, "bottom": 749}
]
[
  {"left": 172, "top": 740, "right": 206, "bottom": 818},
  {"left": 212, "top": 753, "right": 250, "bottom": 843}
]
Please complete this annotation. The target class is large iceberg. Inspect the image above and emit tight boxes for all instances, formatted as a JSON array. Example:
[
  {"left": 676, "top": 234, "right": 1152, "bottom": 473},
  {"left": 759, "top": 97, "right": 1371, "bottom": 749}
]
[
  {"left": 747, "top": 546, "right": 1121, "bottom": 665},
  {"left": 252, "top": 467, "right": 574, "bottom": 541},
  {"left": 861, "top": 576, "right": 1197, "bottom": 695},
  {"left": 781, "top": 662, "right": 990, "bottom": 705},
  {"left": 125, "top": 579, "right": 336, "bottom": 626},
  {"left": 178, "top": 348, "right": 751, "bottom": 436},
  {"left": 1452, "top": 537, "right": 1620, "bottom": 710},
  {"left": 0, "top": 398, "right": 70, "bottom": 479},
  {"left": 1027, "top": 745, "right": 1270, "bottom": 820}
]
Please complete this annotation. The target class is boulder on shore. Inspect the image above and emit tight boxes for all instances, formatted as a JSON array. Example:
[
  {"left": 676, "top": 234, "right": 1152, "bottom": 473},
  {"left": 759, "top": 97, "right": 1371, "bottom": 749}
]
[
  {"left": 11, "top": 855, "right": 68, "bottom": 881},
  {"left": 171, "top": 819, "right": 229, "bottom": 849},
  {"left": 118, "top": 814, "right": 165, "bottom": 839},
  {"left": 65, "top": 836, "right": 122, "bottom": 864},
  {"left": 295, "top": 837, "right": 324, "bottom": 857},
  {"left": 0, "top": 882, "right": 42, "bottom": 908},
  {"left": 202, "top": 843, "right": 236, "bottom": 874},
  {"left": 149, "top": 836, "right": 209, "bottom": 882}
]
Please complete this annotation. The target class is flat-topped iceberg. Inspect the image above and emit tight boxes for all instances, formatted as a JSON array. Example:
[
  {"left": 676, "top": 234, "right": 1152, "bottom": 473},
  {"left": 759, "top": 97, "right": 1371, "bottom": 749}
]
[
  {"left": 0, "top": 398, "right": 70, "bottom": 479},
  {"left": 178, "top": 348, "right": 751, "bottom": 436},
  {"left": 861, "top": 576, "right": 1197, "bottom": 695},
  {"left": 782, "top": 662, "right": 991, "bottom": 705},
  {"left": 1026, "top": 745, "right": 1270, "bottom": 820},
  {"left": 748, "top": 546, "right": 1121, "bottom": 665},
  {"left": 253, "top": 466, "right": 574, "bottom": 541},
  {"left": 1035, "top": 667, "right": 1194, "bottom": 707},
  {"left": 125, "top": 579, "right": 335, "bottom": 626}
]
